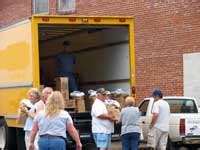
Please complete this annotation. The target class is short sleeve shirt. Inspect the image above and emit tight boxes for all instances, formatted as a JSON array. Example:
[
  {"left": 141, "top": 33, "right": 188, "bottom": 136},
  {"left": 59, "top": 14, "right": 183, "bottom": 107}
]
[
  {"left": 152, "top": 99, "right": 170, "bottom": 132},
  {"left": 91, "top": 98, "right": 114, "bottom": 134},
  {"left": 24, "top": 103, "right": 35, "bottom": 131},
  {"left": 56, "top": 53, "right": 75, "bottom": 76},
  {"left": 34, "top": 100, "right": 45, "bottom": 113},
  {"left": 34, "top": 110, "right": 73, "bottom": 138},
  {"left": 119, "top": 107, "right": 141, "bottom": 135}
]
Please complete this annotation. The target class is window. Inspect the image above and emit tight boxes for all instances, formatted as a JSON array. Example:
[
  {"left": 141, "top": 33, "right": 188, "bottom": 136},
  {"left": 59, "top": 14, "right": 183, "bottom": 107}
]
[
  {"left": 139, "top": 100, "right": 149, "bottom": 116},
  {"left": 33, "top": 0, "right": 49, "bottom": 14},
  {"left": 58, "top": 0, "right": 75, "bottom": 13},
  {"left": 165, "top": 99, "right": 198, "bottom": 113}
]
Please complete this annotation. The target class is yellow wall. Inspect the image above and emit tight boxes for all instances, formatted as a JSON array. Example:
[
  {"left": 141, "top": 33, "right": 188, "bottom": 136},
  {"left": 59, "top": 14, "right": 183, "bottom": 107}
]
[
  {"left": 0, "top": 21, "right": 33, "bottom": 127},
  {"left": 0, "top": 21, "right": 33, "bottom": 83}
]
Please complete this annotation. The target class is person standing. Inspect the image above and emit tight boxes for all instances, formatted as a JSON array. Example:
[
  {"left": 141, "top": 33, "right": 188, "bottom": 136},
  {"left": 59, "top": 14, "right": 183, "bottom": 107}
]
[
  {"left": 91, "top": 88, "right": 116, "bottom": 150},
  {"left": 56, "top": 41, "right": 78, "bottom": 93},
  {"left": 119, "top": 96, "right": 141, "bottom": 150},
  {"left": 147, "top": 89, "right": 170, "bottom": 150},
  {"left": 22, "top": 88, "right": 40, "bottom": 150},
  {"left": 34, "top": 87, "right": 53, "bottom": 113},
  {"left": 29, "top": 91, "right": 82, "bottom": 150}
]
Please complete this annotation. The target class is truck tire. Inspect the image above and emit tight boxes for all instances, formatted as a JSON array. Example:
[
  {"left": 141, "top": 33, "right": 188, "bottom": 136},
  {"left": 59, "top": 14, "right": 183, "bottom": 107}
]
[
  {"left": 167, "top": 138, "right": 176, "bottom": 150},
  {"left": 0, "top": 118, "right": 8, "bottom": 150}
]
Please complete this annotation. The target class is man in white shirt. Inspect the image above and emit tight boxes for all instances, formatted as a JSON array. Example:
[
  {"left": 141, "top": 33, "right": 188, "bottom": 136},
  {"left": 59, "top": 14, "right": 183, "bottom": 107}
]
[
  {"left": 34, "top": 87, "right": 53, "bottom": 113},
  {"left": 147, "top": 89, "right": 170, "bottom": 150},
  {"left": 91, "top": 88, "right": 116, "bottom": 150}
]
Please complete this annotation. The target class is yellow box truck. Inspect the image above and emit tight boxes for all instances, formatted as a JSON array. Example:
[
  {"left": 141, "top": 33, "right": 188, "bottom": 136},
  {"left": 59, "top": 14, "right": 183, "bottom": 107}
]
[{"left": 0, "top": 15, "right": 135, "bottom": 149}]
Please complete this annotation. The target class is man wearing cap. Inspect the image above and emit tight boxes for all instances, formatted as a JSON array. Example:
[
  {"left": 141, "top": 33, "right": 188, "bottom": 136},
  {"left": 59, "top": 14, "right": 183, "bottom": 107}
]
[
  {"left": 56, "top": 41, "right": 78, "bottom": 93},
  {"left": 91, "top": 88, "right": 116, "bottom": 150},
  {"left": 147, "top": 89, "right": 170, "bottom": 150}
]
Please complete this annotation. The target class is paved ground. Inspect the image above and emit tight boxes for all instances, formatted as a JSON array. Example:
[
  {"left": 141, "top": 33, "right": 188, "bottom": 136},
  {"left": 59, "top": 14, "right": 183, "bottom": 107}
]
[{"left": 110, "top": 141, "right": 200, "bottom": 150}]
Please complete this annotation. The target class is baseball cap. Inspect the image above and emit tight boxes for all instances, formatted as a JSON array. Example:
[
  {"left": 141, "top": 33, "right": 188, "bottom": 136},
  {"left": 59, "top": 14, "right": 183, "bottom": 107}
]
[
  {"left": 152, "top": 88, "right": 163, "bottom": 97},
  {"left": 96, "top": 88, "right": 108, "bottom": 95}
]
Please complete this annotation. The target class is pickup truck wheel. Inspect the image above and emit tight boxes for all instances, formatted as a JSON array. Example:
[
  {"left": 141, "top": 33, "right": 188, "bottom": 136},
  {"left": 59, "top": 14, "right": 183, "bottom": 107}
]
[
  {"left": 167, "top": 138, "right": 176, "bottom": 150},
  {"left": 0, "top": 118, "right": 8, "bottom": 150}
]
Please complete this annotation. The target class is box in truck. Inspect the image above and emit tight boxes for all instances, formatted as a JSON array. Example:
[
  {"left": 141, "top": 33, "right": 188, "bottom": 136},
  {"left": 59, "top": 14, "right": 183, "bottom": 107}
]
[{"left": 0, "top": 15, "right": 135, "bottom": 149}]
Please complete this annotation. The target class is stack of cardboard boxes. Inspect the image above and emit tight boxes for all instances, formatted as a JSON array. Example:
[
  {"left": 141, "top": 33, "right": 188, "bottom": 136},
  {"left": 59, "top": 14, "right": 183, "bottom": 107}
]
[
  {"left": 55, "top": 77, "right": 85, "bottom": 112},
  {"left": 70, "top": 94, "right": 85, "bottom": 112},
  {"left": 111, "top": 93, "right": 129, "bottom": 108}
]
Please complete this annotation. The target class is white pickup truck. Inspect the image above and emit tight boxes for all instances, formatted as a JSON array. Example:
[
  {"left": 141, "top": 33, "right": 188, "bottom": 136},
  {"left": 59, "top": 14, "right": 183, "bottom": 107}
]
[{"left": 138, "top": 96, "right": 200, "bottom": 149}]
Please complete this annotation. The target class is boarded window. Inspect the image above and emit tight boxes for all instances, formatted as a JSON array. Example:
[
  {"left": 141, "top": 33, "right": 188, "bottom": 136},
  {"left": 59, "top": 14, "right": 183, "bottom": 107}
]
[
  {"left": 33, "top": 0, "right": 49, "bottom": 14},
  {"left": 58, "top": 0, "right": 75, "bottom": 12}
]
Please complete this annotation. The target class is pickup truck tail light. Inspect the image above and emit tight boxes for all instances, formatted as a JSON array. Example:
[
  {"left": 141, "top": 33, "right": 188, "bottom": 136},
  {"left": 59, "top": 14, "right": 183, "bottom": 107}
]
[{"left": 179, "top": 118, "right": 185, "bottom": 135}]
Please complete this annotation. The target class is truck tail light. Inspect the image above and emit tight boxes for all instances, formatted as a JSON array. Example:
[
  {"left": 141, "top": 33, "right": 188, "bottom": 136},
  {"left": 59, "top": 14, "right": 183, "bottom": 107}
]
[
  {"left": 131, "top": 86, "right": 136, "bottom": 95},
  {"left": 179, "top": 118, "right": 185, "bottom": 135}
]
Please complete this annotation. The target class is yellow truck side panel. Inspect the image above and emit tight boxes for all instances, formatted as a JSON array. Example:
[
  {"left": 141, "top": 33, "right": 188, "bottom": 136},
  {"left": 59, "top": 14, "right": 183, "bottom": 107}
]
[
  {"left": 0, "top": 21, "right": 33, "bottom": 83},
  {"left": 0, "top": 21, "right": 33, "bottom": 127}
]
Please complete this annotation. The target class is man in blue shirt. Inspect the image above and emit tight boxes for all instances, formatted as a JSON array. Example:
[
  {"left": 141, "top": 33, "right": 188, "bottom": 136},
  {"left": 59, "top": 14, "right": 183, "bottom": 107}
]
[{"left": 56, "top": 41, "right": 78, "bottom": 92}]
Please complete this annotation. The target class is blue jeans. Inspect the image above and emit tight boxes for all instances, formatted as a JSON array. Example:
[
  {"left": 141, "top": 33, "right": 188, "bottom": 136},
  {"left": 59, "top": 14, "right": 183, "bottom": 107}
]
[
  {"left": 38, "top": 136, "right": 66, "bottom": 150},
  {"left": 121, "top": 132, "right": 140, "bottom": 150},
  {"left": 65, "top": 72, "right": 78, "bottom": 93}
]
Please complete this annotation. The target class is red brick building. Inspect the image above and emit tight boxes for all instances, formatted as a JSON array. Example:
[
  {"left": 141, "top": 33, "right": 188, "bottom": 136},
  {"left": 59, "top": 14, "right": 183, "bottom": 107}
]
[{"left": 1, "top": 0, "right": 200, "bottom": 100}]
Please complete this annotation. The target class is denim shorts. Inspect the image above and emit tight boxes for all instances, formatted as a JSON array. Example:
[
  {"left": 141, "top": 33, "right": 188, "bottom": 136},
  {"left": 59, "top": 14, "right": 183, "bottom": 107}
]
[{"left": 93, "top": 133, "right": 111, "bottom": 148}]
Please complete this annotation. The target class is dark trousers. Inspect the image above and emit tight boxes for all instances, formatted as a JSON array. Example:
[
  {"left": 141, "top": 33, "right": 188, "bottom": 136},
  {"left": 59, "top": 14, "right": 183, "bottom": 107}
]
[
  {"left": 121, "top": 132, "right": 140, "bottom": 150},
  {"left": 66, "top": 72, "right": 78, "bottom": 93}
]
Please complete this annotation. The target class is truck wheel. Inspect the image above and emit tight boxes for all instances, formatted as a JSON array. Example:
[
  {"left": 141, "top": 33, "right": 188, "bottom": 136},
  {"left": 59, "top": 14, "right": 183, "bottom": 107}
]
[
  {"left": 167, "top": 138, "right": 176, "bottom": 150},
  {"left": 0, "top": 118, "right": 8, "bottom": 150}
]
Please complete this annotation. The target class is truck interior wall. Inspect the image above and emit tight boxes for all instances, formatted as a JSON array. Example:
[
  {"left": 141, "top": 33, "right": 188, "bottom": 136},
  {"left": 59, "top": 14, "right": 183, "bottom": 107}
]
[{"left": 39, "top": 26, "right": 130, "bottom": 94}]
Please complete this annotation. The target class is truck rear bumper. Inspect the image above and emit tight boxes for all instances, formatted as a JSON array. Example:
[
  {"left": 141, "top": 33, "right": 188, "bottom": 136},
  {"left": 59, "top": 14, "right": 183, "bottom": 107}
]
[{"left": 183, "top": 136, "right": 200, "bottom": 144}]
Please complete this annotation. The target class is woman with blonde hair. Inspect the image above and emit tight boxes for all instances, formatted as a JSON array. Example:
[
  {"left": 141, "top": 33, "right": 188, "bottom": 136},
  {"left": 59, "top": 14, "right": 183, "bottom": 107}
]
[
  {"left": 29, "top": 91, "right": 82, "bottom": 150},
  {"left": 119, "top": 96, "right": 141, "bottom": 150}
]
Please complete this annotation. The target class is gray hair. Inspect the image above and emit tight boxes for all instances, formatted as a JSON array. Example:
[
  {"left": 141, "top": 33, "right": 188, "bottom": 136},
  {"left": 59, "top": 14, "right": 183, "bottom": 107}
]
[
  {"left": 124, "top": 96, "right": 135, "bottom": 107},
  {"left": 42, "top": 87, "right": 53, "bottom": 94}
]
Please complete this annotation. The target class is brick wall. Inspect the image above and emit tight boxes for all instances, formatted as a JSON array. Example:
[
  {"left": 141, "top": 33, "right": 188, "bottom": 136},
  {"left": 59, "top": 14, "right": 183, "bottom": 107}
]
[
  {"left": 0, "top": 0, "right": 32, "bottom": 28},
  {"left": 1, "top": 0, "right": 200, "bottom": 100},
  {"left": 75, "top": 0, "right": 200, "bottom": 100}
]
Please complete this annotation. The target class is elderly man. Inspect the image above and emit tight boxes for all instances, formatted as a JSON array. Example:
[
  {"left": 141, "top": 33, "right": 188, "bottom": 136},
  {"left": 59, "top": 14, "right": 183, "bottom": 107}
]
[
  {"left": 91, "top": 88, "right": 116, "bottom": 150},
  {"left": 34, "top": 87, "right": 53, "bottom": 113}
]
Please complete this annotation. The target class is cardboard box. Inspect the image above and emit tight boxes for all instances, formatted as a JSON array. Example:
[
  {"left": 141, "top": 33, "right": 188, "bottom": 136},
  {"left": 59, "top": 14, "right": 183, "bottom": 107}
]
[
  {"left": 64, "top": 100, "right": 76, "bottom": 108},
  {"left": 16, "top": 103, "right": 28, "bottom": 125},
  {"left": 71, "top": 96, "right": 84, "bottom": 101},
  {"left": 61, "top": 91, "right": 69, "bottom": 100},
  {"left": 76, "top": 99, "right": 85, "bottom": 112},
  {"left": 55, "top": 77, "right": 69, "bottom": 92},
  {"left": 106, "top": 104, "right": 120, "bottom": 121},
  {"left": 89, "top": 96, "right": 96, "bottom": 108},
  {"left": 16, "top": 110, "right": 27, "bottom": 125},
  {"left": 111, "top": 94, "right": 129, "bottom": 108}
]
